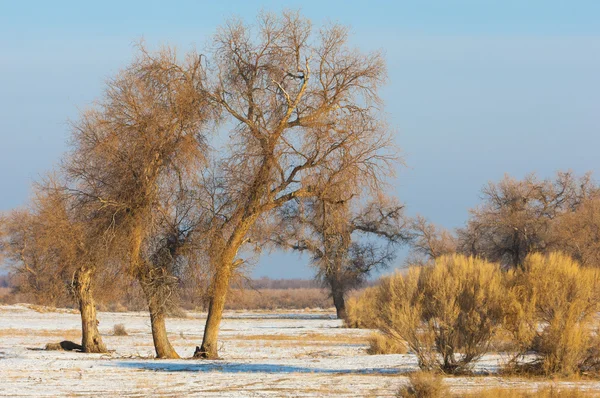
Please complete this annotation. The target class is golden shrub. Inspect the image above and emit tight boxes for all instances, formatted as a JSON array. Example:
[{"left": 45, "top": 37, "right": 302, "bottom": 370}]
[
  {"left": 397, "top": 372, "right": 448, "bottom": 398},
  {"left": 366, "top": 332, "right": 407, "bottom": 355},
  {"left": 504, "top": 252, "right": 600, "bottom": 376},
  {"left": 344, "top": 286, "right": 380, "bottom": 329},
  {"left": 378, "top": 255, "right": 507, "bottom": 374}
]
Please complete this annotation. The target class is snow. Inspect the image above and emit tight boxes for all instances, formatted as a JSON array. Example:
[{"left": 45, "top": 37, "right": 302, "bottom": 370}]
[{"left": 0, "top": 304, "right": 599, "bottom": 397}]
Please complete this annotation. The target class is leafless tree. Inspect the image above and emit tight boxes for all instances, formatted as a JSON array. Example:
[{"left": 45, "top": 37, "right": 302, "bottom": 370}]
[
  {"left": 1, "top": 203, "right": 71, "bottom": 308},
  {"left": 552, "top": 197, "right": 600, "bottom": 267},
  {"left": 271, "top": 193, "right": 409, "bottom": 319},
  {"left": 457, "top": 171, "right": 598, "bottom": 269},
  {"left": 63, "top": 46, "right": 214, "bottom": 358},
  {"left": 191, "top": 11, "right": 394, "bottom": 358},
  {"left": 406, "top": 215, "right": 457, "bottom": 266},
  {"left": 1, "top": 181, "right": 111, "bottom": 352}
]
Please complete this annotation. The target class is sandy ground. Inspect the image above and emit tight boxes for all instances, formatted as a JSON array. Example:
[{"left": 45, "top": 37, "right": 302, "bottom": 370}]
[{"left": 1, "top": 304, "right": 599, "bottom": 397}]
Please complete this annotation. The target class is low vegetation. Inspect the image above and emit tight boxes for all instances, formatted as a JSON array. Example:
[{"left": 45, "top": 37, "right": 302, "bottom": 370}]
[
  {"left": 398, "top": 372, "right": 592, "bottom": 397},
  {"left": 351, "top": 252, "right": 600, "bottom": 377},
  {"left": 379, "top": 255, "right": 507, "bottom": 374},
  {"left": 366, "top": 332, "right": 407, "bottom": 355},
  {"left": 397, "top": 372, "right": 448, "bottom": 398},
  {"left": 112, "top": 324, "right": 128, "bottom": 336},
  {"left": 503, "top": 252, "right": 600, "bottom": 376},
  {"left": 344, "top": 286, "right": 380, "bottom": 329}
]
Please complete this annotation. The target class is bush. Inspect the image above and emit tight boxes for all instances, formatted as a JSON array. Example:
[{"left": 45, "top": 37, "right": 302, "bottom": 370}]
[
  {"left": 366, "top": 332, "right": 407, "bottom": 355},
  {"left": 378, "top": 254, "right": 507, "bottom": 374},
  {"left": 397, "top": 372, "right": 448, "bottom": 398},
  {"left": 112, "top": 324, "right": 128, "bottom": 336},
  {"left": 504, "top": 252, "right": 600, "bottom": 376},
  {"left": 345, "top": 286, "right": 380, "bottom": 329}
]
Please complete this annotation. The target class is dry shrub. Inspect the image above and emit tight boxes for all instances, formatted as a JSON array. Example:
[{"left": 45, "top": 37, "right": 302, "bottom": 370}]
[
  {"left": 345, "top": 286, "right": 379, "bottom": 328},
  {"left": 459, "top": 386, "right": 589, "bottom": 398},
  {"left": 397, "top": 372, "right": 448, "bottom": 398},
  {"left": 367, "top": 332, "right": 407, "bottom": 355},
  {"left": 112, "top": 324, "right": 128, "bottom": 336},
  {"left": 504, "top": 252, "right": 600, "bottom": 376},
  {"left": 379, "top": 255, "right": 507, "bottom": 374}
]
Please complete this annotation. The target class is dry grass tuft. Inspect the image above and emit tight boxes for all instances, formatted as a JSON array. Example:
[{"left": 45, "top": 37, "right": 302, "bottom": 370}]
[
  {"left": 366, "top": 332, "right": 407, "bottom": 355},
  {"left": 112, "top": 324, "right": 128, "bottom": 336},
  {"left": 397, "top": 372, "right": 448, "bottom": 398},
  {"left": 458, "top": 386, "right": 590, "bottom": 397}
]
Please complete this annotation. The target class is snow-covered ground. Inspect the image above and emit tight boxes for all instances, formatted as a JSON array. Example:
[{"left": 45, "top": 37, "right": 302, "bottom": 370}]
[{"left": 1, "top": 304, "right": 599, "bottom": 397}]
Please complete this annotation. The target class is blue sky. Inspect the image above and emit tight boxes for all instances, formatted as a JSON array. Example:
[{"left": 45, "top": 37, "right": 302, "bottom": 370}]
[{"left": 1, "top": 1, "right": 599, "bottom": 278}]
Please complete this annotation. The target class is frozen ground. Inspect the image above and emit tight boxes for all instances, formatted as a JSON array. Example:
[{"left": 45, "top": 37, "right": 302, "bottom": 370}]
[{"left": 1, "top": 304, "right": 599, "bottom": 397}]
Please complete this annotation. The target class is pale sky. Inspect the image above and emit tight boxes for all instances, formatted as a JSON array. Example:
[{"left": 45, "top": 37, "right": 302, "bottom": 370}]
[{"left": 1, "top": 1, "right": 599, "bottom": 278}]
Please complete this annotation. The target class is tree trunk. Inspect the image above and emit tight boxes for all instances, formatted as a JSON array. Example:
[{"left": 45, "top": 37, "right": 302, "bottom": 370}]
[
  {"left": 331, "top": 284, "right": 347, "bottom": 320},
  {"left": 149, "top": 309, "right": 180, "bottom": 359},
  {"left": 140, "top": 273, "right": 180, "bottom": 359},
  {"left": 74, "top": 267, "right": 107, "bottom": 353},
  {"left": 195, "top": 262, "right": 232, "bottom": 359}
]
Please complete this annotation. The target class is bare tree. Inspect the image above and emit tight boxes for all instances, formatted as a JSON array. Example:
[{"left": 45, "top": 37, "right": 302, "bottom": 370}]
[
  {"left": 552, "top": 197, "right": 600, "bottom": 267},
  {"left": 406, "top": 215, "right": 457, "bottom": 266},
  {"left": 457, "top": 171, "right": 598, "bottom": 269},
  {"left": 271, "top": 194, "right": 408, "bottom": 319},
  {"left": 191, "top": 11, "right": 394, "bottom": 358},
  {"left": 1, "top": 182, "right": 109, "bottom": 352},
  {"left": 1, "top": 205, "right": 71, "bottom": 308},
  {"left": 64, "top": 46, "right": 214, "bottom": 358}
]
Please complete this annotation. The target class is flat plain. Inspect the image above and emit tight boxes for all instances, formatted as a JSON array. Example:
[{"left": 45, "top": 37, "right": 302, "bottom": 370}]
[{"left": 1, "top": 304, "right": 599, "bottom": 397}]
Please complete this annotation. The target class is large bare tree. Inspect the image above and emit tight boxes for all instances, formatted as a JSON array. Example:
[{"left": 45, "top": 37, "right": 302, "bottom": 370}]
[
  {"left": 64, "top": 47, "right": 214, "bottom": 358},
  {"left": 191, "top": 11, "right": 394, "bottom": 358}
]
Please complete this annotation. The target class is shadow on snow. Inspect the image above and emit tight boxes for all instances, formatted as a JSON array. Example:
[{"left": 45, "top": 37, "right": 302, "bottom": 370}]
[{"left": 112, "top": 361, "right": 403, "bottom": 375}]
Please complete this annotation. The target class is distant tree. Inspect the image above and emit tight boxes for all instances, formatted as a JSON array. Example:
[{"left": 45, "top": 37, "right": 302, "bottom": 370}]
[
  {"left": 552, "top": 197, "right": 600, "bottom": 267},
  {"left": 2, "top": 205, "right": 71, "bottom": 308},
  {"left": 457, "top": 171, "right": 598, "bottom": 269},
  {"left": 272, "top": 194, "right": 409, "bottom": 319},
  {"left": 406, "top": 215, "right": 457, "bottom": 266},
  {"left": 191, "top": 11, "right": 394, "bottom": 358}
]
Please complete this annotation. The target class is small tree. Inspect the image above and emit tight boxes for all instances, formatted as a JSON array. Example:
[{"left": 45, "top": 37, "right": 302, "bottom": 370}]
[
  {"left": 1, "top": 183, "right": 109, "bottom": 352},
  {"left": 272, "top": 194, "right": 408, "bottom": 319},
  {"left": 378, "top": 255, "right": 507, "bottom": 374},
  {"left": 1, "top": 204, "right": 71, "bottom": 308},
  {"left": 406, "top": 215, "right": 456, "bottom": 266}
]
